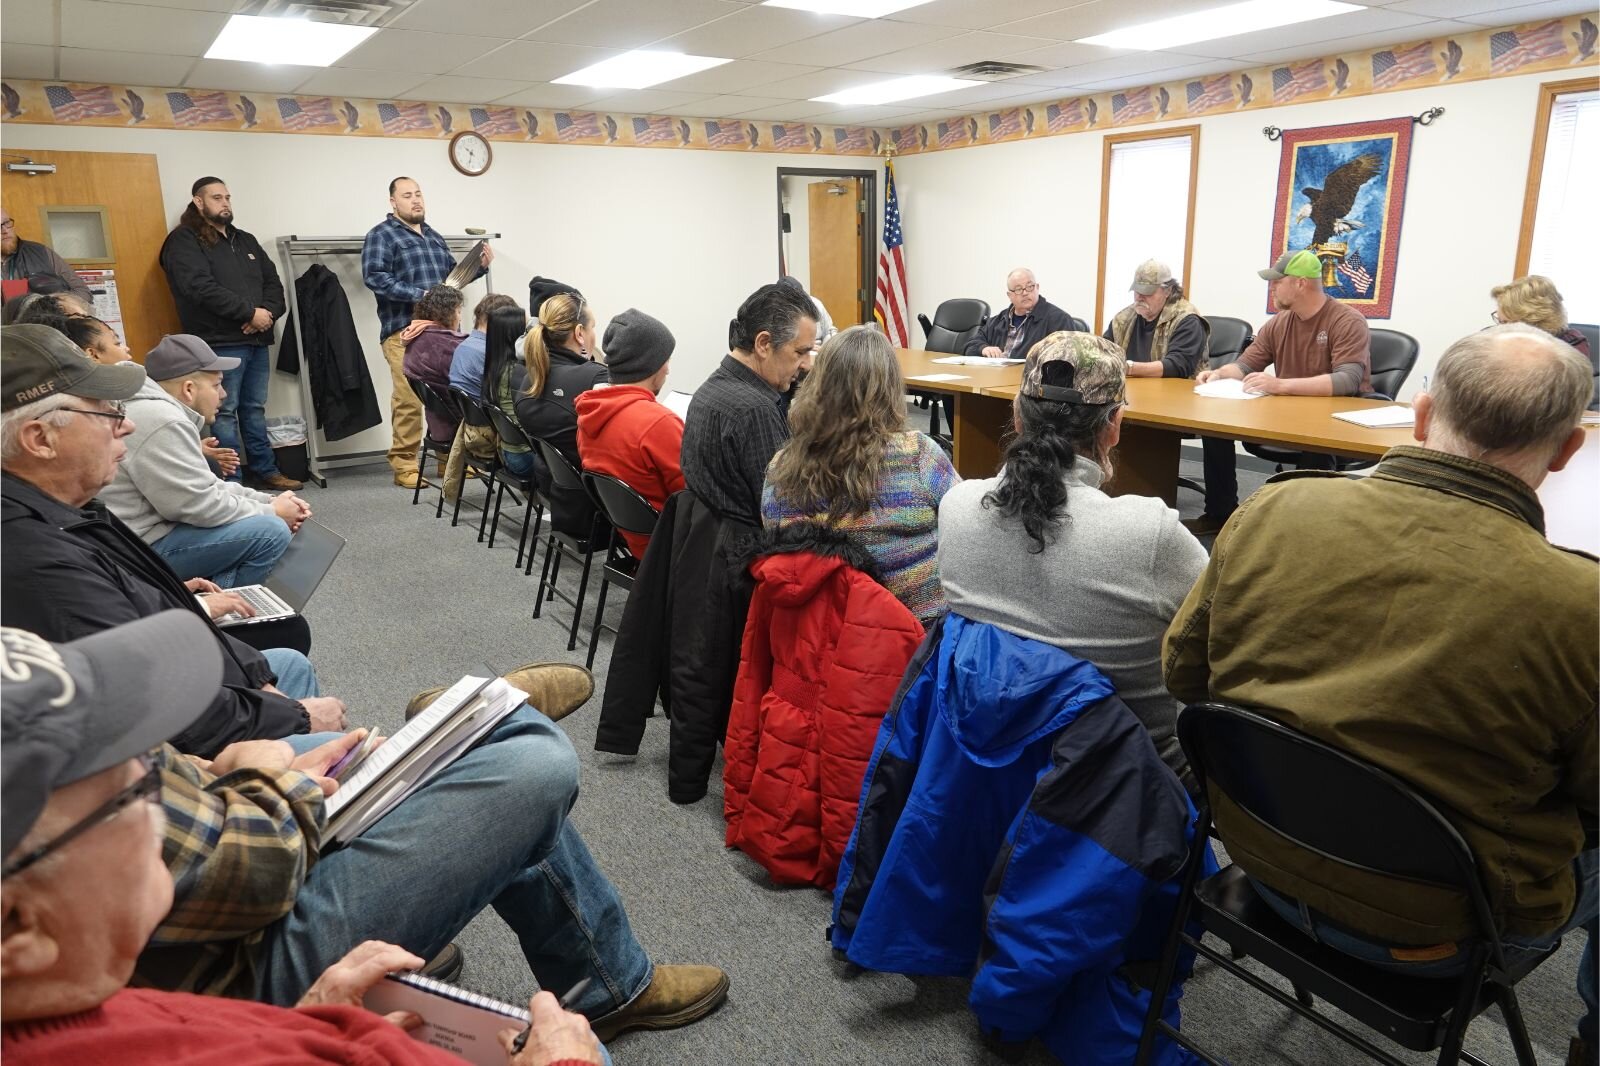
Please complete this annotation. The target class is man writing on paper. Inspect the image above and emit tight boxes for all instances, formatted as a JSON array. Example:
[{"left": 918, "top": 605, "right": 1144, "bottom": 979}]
[
  {"left": 0, "top": 614, "right": 605, "bottom": 1066},
  {"left": 964, "top": 268, "right": 1078, "bottom": 360},
  {"left": 1103, "top": 259, "right": 1210, "bottom": 378},
  {"left": 362, "top": 177, "right": 492, "bottom": 490},
  {"left": 1186, "top": 249, "right": 1372, "bottom": 535}
]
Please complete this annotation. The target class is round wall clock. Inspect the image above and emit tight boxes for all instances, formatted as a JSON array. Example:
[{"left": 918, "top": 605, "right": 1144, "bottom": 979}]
[{"left": 449, "top": 130, "right": 493, "bottom": 177}]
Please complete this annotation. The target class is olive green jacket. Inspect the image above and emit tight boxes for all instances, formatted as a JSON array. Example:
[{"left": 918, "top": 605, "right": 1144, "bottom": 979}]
[
  {"left": 1164, "top": 446, "right": 1598, "bottom": 943},
  {"left": 1108, "top": 298, "right": 1209, "bottom": 377}
]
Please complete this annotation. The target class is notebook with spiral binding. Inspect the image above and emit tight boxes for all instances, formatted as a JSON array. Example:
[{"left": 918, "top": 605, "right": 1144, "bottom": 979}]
[{"left": 363, "top": 971, "right": 530, "bottom": 1065}]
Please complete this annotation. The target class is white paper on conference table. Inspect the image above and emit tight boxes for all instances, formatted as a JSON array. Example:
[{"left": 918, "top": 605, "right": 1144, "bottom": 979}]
[
  {"left": 908, "top": 373, "right": 969, "bottom": 383},
  {"left": 1193, "top": 379, "right": 1266, "bottom": 400}
]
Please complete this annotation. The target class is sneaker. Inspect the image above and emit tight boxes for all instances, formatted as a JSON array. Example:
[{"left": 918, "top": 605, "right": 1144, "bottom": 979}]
[
  {"left": 589, "top": 965, "right": 729, "bottom": 1043},
  {"left": 405, "top": 662, "right": 595, "bottom": 722},
  {"left": 394, "top": 470, "right": 430, "bottom": 490},
  {"left": 419, "top": 942, "right": 464, "bottom": 983},
  {"left": 256, "top": 472, "right": 304, "bottom": 491},
  {"left": 1181, "top": 513, "right": 1229, "bottom": 537}
]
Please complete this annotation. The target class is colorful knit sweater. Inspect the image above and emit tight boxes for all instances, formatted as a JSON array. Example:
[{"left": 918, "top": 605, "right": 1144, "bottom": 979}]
[{"left": 761, "top": 431, "right": 958, "bottom": 627}]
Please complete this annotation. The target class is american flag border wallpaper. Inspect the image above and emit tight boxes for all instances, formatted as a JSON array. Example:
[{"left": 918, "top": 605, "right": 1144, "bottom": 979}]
[{"left": 2, "top": 16, "right": 1593, "bottom": 155}]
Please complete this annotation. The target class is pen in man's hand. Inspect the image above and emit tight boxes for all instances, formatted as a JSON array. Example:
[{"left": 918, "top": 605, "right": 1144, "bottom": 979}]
[{"left": 509, "top": 977, "right": 592, "bottom": 1055}]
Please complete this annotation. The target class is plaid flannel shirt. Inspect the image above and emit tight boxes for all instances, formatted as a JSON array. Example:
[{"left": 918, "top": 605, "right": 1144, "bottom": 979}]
[
  {"left": 134, "top": 744, "right": 326, "bottom": 999},
  {"left": 360, "top": 214, "right": 458, "bottom": 341}
]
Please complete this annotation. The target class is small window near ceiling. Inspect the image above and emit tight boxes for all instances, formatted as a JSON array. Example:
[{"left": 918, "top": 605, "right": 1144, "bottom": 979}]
[
  {"left": 1517, "top": 79, "right": 1598, "bottom": 323},
  {"left": 1096, "top": 127, "right": 1199, "bottom": 333}
]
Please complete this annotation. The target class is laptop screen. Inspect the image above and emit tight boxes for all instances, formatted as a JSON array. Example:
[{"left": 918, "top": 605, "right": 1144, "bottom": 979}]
[{"left": 264, "top": 519, "right": 346, "bottom": 611}]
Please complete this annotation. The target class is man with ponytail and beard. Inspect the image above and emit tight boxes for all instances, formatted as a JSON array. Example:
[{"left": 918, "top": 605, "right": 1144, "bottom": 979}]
[{"left": 936, "top": 332, "right": 1206, "bottom": 792}]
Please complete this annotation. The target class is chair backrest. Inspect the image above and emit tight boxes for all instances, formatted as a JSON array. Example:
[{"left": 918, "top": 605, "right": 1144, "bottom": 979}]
[
  {"left": 584, "top": 472, "right": 661, "bottom": 538},
  {"left": 411, "top": 379, "right": 461, "bottom": 436},
  {"left": 923, "top": 298, "right": 989, "bottom": 353},
  {"left": 1205, "top": 316, "right": 1253, "bottom": 368},
  {"left": 1366, "top": 328, "right": 1420, "bottom": 400},
  {"left": 449, "top": 385, "right": 494, "bottom": 430},
  {"left": 1178, "top": 703, "right": 1494, "bottom": 930},
  {"left": 1068, "top": 316, "right": 1089, "bottom": 333},
  {"left": 482, "top": 400, "right": 532, "bottom": 451},
  {"left": 533, "top": 437, "right": 585, "bottom": 493},
  {"left": 1573, "top": 323, "right": 1598, "bottom": 362}
]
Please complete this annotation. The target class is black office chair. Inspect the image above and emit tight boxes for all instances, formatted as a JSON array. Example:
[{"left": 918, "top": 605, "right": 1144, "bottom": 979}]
[
  {"left": 1205, "top": 316, "right": 1253, "bottom": 369},
  {"left": 1068, "top": 316, "right": 1089, "bottom": 333},
  {"left": 1135, "top": 702, "right": 1555, "bottom": 1066},
  {"left": 914, "top": 298, "right": 990, "bottom": 437},
  {"left": 531, "top": 438, "right": 605, "bottom": 652},
  {"left": 446, "top": 386, "right": 505, "bottom": 543},
  {"left": 482, "top": 403, "right": 548, "bottom": 573},
  {"left": 407, "top": 378, "right": 461, "bottom": 518},
  {"left": 581, "top": 472, "right": 661, "bottom": 670},
  {"left": 1569, "top": 324, "right": 1597, "bottom": 410}
]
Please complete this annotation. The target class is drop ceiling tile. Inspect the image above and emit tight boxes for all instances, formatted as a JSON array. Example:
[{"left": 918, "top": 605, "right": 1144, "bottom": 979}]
[
  {"left": 339, "top": 29, "right": 504, "bottom": 75},
  {"left": 489, "top": 82, "right": 609, "bottom": 108},
  {"left": 654, "top": 59, "right": 820, "bottom": 94},
  {"left": 1178, "top": 7, "right": 1435, "bottom": 59},
  {"left": 746, "top": 17, "right": 962, "bottom": 66},
  {"left": 999, "top": 40, "right": 1125, "bottom": 69},
  {"left": 1386, "top": 0, "right": 1566, "bottom": 15},
  {"left": 1, "top": 0, "right": 57, "bottom": 46},
  {"left": 887, "top": 0, "right": 1096, "bottom": 31},
  {"left": 1001, "top": 0, "right": 1210, "bottom": 42},
  {"left": 749, "top": 66, "right": 907, "bottom": 100},
  {"left": 395, "top": 74, "right": 538, "bottom": 104},
  {"left": 804, "top": 103, "right": 925, "bottom": 124},
  {"left": 1236, "top": 21, "right": 1482, "bottom": 64},
  {"left": 842, "top": 31, "right": 1062, "bottom": 74},
  {"left": 98, "top": 0, "right": 240, "bottom": 9},
  {"left": 529, "top": 0, "right": 747, "bottom": 49},
  {"left": 291, "top": 67, "right": 434, "bottom": 98},
  {"left": 1, "top": 42, "right": 55, "bottom": 79},
  {"left": 904, "top": 79, "right": 1062, "bottom": 108},
  {"left": 1021, "top": 49, "right": 1212, "bottom": 83},
  {"left": 446, "top": 40, "right": 620, "bottom": 82},
  {"left": 1455, "top": 0, "right": 1598, "bottom": 23},
  {"left": 656, "top": 5, "right": 861, "bottom": 58},
  {"left": 672, "top": 93, "right": 792, "bottom": 116},
  {"left": 580, "top": 88, "right": 713, "bottom": 114},
  {"left": 391, "top": 0, "right": 578, "bottom": 37},
  {"left": 57, "top": 47, "right": 196, "bottom": 84},
  {"left": 184, "top": 57, "right": 317, "bottom": 92},
  {"left": 731, "top": 101, "right": 834, "bottom": 121},
  {"left": 61, "top": 0, "right": 230, "bottom": 55}
]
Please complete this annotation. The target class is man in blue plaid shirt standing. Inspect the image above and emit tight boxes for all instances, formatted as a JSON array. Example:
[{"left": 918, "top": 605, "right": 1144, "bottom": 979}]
[{"left": 361, "top": 177, "right": 491, "bottom": 489}]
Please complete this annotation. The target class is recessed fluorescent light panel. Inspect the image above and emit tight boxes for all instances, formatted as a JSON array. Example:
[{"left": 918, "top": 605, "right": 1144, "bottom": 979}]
[
  {"left": 1077, "top": 0, "right": 1363, "bottom": 51},
  {"left": 764, "top": 0, "right": 930, "bottom": 16},
  {"left": 553, "top": 51, "right": 730, "bottom": 89},
  {"left": 205, "top": 15, "right": 376, "bottom": 66},
  {"left": 813, "top": 75, "right": 981, "bottom": 106}
]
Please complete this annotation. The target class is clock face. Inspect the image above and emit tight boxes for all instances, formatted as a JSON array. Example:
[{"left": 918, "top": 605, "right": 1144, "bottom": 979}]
[{"left": 450, "top": 132, "right": 492, "bottom": 176}]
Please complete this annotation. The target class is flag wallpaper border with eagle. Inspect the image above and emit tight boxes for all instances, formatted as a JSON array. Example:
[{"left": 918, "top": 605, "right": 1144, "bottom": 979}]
[{"left": 1268, "top": 116, "right": 1413, "bottom": 319}]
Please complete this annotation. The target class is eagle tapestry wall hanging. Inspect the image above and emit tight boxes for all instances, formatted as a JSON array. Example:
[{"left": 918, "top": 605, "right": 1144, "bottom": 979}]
[{"left": 1268, "top": 116, "right": 1414, "bottom": 319}]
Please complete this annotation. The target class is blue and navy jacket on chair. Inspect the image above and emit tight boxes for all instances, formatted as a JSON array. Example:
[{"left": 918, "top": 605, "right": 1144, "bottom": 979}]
[{"left": 830, "top": 612, "right": 1208, "bottom": 1064}]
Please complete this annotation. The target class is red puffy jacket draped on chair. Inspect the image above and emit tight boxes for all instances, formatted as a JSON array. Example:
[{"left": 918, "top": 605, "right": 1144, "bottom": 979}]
[{"left": 724, "top": 525, "right": 927, "bottom": 889}]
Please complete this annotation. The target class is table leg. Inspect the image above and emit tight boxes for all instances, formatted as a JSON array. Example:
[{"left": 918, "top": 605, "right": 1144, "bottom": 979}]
[
  {"left": 1107, "top": 423, "right": 1181, "bottom": 506},
  {"left": 951, "top": 392, "right": 1014, "bottom": 480}
]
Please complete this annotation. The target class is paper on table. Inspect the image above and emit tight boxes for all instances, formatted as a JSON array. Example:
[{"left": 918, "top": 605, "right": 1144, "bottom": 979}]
[
  {"left": 908, "top": 373, "right": 969, "bottom": 383},
  {"left": 931, "top": 356, "right": 1025, "bottom": 366},
  {"left": 1194, "top": 379, "right": 1265, "bottom": 400},
  {"left": 1332, "top": 406, "right": 1415, "bottom": 428}
]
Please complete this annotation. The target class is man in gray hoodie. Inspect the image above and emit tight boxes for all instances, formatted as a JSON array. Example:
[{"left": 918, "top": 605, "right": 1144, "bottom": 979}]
[{"left": 101, "top": 335, "right": 310, "bottom": 587}]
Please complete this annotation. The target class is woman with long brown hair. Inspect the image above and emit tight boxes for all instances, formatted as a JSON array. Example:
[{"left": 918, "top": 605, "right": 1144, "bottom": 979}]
[{"left": 762, "top": 325, "right": 958, "bottom": 626}]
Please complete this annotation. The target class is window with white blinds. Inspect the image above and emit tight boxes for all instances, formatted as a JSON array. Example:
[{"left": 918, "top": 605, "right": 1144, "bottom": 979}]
[
  {"left": 1526, "top": 88, "right": 1598, "bottom": 323},
  {"left": 1097, "top": 132, "right": 1195, "bottom": 331}
]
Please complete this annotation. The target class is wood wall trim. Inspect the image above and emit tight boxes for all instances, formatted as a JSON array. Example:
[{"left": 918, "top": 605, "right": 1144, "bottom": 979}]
[
  {"left": 1513, "top": 76, "right": 1600, "bottom": 277},
  {"left": 1094, "top": 125, "right": 1201, "bottom": 334}
]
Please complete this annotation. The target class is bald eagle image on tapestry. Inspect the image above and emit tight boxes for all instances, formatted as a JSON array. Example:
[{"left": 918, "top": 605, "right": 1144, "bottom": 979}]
[{"left": 1268, "top": 116, "right": 1413, "bottom": 319}]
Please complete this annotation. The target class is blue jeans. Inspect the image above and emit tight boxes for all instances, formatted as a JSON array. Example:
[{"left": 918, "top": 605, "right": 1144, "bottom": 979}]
[
  {"left": 262, "top": 648, "right": 319, "bottom": 699},
  {"left": 501, "top": 447, "right": 536, "bottom": 479},
  {"left": 1252, "top": 849, "right": 1599, "bottom": 1042},
  {"left": 254, "top": 705, "right": 653, "bottom": 1030},
  {"left": 150, "top": 513, "right": 291, "bottom": 587},
  {"left": 212, "top": 344, "right": 278, "bottom": 480}
]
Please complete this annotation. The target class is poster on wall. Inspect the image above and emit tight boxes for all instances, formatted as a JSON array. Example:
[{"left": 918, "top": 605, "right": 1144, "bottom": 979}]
[
  {"left": 1268, "top": 116, "right": 1413, "bottom": 319},
  {"left": 75, "top": 268, "right": 125, "bottom": 344}
]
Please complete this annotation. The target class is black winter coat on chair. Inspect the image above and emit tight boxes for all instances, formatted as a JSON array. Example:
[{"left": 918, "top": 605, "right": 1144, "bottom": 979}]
[{"left": 277, "top": 263, "right": 383, "bottom": 442}]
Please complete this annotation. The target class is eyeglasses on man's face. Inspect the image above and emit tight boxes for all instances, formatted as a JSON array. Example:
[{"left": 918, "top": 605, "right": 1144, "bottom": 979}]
[
  {"left": 1008, "top": 283, "right": 1039, "bottom": 295},
  {"left": 59, "top": 401, "right": 128, "bottom": 428},
  {"left": 1, "top": 752, "right": 161, "bottom": 879},
  {"left": 0, "top": 218, "right": 15, "bottom": 232}
]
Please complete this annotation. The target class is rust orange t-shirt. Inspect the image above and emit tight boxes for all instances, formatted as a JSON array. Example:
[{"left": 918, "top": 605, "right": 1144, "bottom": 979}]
[{"left": 1238, "top": 298, "right": 1372, "bottom": 394}]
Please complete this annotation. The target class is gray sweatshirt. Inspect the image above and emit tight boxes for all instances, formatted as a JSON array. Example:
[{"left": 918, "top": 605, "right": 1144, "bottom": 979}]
[
  {"left": 936, "top": 455, "right": 1207, "bottom": 783},
  {"left": 101, "top": 378, "right": 276, "bottom": 543}
]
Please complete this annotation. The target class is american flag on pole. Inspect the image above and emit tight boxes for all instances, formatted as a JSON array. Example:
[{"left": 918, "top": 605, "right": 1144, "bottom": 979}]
[
  {"left": 1490, "top": 21, "right": 1566, "bottom": 73},
  {"left": 44, "top": 84, "right": 120, "bottom": 122},
  {"left": 873, "top": 162, "right": 910, "bottom": 348},
  {"left": 1371, "top": 41, "right": 1436, "bottom": 89},
  {"left": 1337, "top": 250, "right": 1373, "bottom": 296},
  {"left": 166, "top": 90, "right": 232, "bottom": 127},
  {"left": 470, "top": 106, "right": 519, "bottom": 136},
  {"left": 277, "top": 96, "right": 338, "bottom": 131},
  {"left": 378, "top": 101, "right": 433, "bottom": 135},
  {"left": 1271, "top": 61, "right": 1327, "bottom": 103}
]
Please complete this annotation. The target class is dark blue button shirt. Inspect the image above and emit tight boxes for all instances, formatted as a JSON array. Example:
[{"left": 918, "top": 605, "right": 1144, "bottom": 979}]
[{"left": 360, "top": 215, "right": 456, "bottom": 341}]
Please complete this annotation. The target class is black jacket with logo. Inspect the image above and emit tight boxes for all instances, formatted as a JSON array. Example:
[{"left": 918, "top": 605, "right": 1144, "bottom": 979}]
[{"left": 160, "top": 223, "right": 287, "bottom": 348}]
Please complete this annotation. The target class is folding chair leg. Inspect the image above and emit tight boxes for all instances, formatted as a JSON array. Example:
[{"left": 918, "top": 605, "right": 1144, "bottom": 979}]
[
  {"left": 586, "top": 573, "right": 611, "bottom": 670},
  {"left": 524, "top": 505, "right": 545, "bottom": 576},
  {"left": 411, "top": 442, "right": 427, "bottom": 506},
  {"left": 1293, "top": 983, "right": 1314, "bottom": 1008},
  {"left": 1435, "top": 947, "right": 1491, "bottom": 1066},
  {"left": 1134, "top": 825, "right": 1213, "bottom": 1066},
  {"left": 476, "top": 468, "right": 497, "bottom": 543},
  {"left": 488, "top": 479, "right": 507, "bottom": 549},
  {"left": 1497, "top": 986, "right": 1541, "bottom": 1066},
  {"left": 514, "top": 494, "right": 534, "bottom": 570},
  {"left": 534, "top": 536, "right": 557, "bottom": 618},
  {"left": 567, "top": 545, "right": 594, "bottom": 650},
  {"left": 450, "top": 475, "right": 466, "bottom": 526}
]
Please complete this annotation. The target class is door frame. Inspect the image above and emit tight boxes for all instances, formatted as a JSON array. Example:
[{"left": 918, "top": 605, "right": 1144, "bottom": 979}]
[{"left": 775, "top": 166, "right": 877, "bottom": 327}]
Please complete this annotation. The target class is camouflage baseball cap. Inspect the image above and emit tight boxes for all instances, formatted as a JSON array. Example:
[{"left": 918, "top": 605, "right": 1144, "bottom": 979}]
[
  {"left": 1258, "top": 249, "right": 1322, "bottom": 281},
  {"left": 1130, "top": 259, "right": 1175, "bottom": 296},
  {"left": 1020, "top": 331, "right": 1127, "bottom": 406}
]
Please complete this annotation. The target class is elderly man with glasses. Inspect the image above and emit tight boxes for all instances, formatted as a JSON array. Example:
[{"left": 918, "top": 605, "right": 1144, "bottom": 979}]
[{"left": 962, "top": 267, "right": 1081, "bottom": 361}]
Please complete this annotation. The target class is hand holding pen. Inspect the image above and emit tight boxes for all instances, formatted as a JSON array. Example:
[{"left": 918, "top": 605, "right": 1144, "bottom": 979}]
[{"left": 502, "top": 978, "right": 599, "bottom": 1065}]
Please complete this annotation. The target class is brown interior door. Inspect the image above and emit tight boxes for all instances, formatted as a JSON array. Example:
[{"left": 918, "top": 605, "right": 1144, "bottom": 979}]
[
  {"left": 808, "top": 178, "right": 863, "bottom": 327},
  {"left": 2, "top": 148, "right": 181, "bottom": 362}
]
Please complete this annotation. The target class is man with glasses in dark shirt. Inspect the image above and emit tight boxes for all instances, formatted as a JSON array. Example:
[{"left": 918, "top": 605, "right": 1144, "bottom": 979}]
[{"left": 963, "top": 267, "right": 1079, "bottom": 360}]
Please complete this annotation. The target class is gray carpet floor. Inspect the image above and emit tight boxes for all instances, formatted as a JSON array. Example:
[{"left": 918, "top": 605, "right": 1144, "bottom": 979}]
[{"left": 297, "top": 448, "right": 1585, "bottom": 1065}]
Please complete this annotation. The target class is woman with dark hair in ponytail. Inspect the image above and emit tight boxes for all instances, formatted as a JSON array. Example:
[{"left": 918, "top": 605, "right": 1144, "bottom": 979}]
[{"left": 937, "top": 331, "right": 1207, "bottom": 792}]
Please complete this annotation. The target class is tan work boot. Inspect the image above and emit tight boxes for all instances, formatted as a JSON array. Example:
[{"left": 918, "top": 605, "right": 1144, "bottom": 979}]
[
  {"left": 257, "top": 472, "right": 304, "bottom": 491},
  {"left": 589, "top": 965, "right": 730, "bottom": 1043},
  {"left": 395, "top": 469, "right": 429, "bottom": 490},
  {"left": 406, "top": 662, "right": 594, "bottom": 722}
]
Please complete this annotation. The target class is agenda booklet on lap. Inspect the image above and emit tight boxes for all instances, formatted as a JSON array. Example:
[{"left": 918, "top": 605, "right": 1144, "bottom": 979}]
[
  {"left": 324, "top": 672, "right": 527, "bottom": 846},
  {"left": 363, "top": 972, "right": 529, "bottom": 1066}
]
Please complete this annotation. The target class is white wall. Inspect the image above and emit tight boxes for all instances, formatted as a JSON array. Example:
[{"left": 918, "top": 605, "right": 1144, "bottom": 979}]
[
  {"left": 3, "top": 123, "right": 865, "bottom": 456},
  {"left": 894, "top": 69, "right": 1566, "bottom": 400},
  {"left": 780, "top": 174, "right": 811, "bottom": 288}
]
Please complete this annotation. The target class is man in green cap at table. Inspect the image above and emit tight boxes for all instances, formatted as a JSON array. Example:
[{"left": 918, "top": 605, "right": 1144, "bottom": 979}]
[{"left": 1186, "top": 249, "right": 1372, "bottom": 535}]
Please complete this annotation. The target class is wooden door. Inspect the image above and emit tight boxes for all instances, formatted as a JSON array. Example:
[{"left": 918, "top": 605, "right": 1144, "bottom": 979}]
[
  {"left": 808, "top": 178, "right": 863, "bottom": 327},
  {"left": 2, "top": 148, "right": 181, "bottom": 361}
]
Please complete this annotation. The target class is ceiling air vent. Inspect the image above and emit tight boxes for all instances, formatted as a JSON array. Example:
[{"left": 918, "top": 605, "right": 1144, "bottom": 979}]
[
  {"left": 946, "top": 61, "right": 1048, "bottom": 82},
  {"left": 238, "top": 0, "right": 417, "bottom": 26}
]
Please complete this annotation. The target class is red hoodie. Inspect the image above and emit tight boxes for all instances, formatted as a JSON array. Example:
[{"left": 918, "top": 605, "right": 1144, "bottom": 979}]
[{"left": 575, "top": 384, "right": 686, "bottom": 557}]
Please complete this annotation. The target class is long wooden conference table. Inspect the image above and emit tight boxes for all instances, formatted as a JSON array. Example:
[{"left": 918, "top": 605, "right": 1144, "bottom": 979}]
[{"left": 897, "top": 347, "right": 1599, "bottom": 556}]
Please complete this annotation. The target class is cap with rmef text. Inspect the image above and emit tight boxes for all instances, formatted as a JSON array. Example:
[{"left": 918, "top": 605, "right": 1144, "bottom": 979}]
[{"left": 1, "top": 323, "right": 145, "bottom": 412}]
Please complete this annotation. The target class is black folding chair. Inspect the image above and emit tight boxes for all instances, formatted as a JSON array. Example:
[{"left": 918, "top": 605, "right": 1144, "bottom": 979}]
[
  {"left": 446, "top": 386, "right": 504, "bottom": 543},
  {"left": 581, "top": 472, "right": 661, "bottom": 670},
  {"left": 531, "top": 438, "right": 605, "bottom": 652},
  {"left": 479, "top": 402, "right": 548, "bottom": 571},
  {"left": 406, "top": 378, "right": 460, "bottom": 518},
  {"left": 1136, "top": 703, "right": 1556, "bottom": 1066}
]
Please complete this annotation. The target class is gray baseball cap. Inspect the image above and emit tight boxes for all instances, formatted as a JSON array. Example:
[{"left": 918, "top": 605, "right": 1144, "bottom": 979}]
[
  {"left": 2, "top": 324, "right": 146, "bottom": 412},
  {"left": 144, "top": 335, "right": 240, "bottom": 381},
  {"left": 2, "top": 612, "right": 222, "bottom": 862}
]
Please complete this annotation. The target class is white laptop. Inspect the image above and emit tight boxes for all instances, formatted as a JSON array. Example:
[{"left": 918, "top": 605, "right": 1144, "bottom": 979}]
[{"left": 215, "top": 519, "right": 346, "bottom": 627}]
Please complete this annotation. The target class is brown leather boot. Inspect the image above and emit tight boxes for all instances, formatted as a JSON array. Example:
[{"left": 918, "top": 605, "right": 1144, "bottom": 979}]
[
  {"left": 589, "top": 965, "right": 729, "bottom": 1042},
  {"left": 406, "top": 663, "right": 594, "bottom": 722},
  {"left": 257, "top": 472, "right": 304, "bottom": 491}
]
